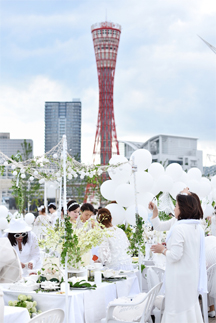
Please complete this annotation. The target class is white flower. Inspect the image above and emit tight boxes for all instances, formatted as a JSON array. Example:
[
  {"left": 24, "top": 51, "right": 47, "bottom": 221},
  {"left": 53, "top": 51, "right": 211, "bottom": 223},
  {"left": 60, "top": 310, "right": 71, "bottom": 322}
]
[{"left": 13, "top": 171, "right": 17, "bottom": 176}]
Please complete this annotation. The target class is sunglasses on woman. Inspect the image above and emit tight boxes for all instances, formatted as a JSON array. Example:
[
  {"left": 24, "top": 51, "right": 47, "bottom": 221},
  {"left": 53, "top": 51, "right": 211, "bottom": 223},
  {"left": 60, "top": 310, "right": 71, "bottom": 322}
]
[{"left": 13, "top": 232, "right": 27, "bottom": 239}]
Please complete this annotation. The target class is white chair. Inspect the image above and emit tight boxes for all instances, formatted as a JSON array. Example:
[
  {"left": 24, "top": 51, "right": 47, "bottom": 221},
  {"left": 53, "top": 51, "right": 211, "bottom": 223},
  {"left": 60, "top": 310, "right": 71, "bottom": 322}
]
[
  {"left": 207, "top": 263, "right": 216, "bottom": 313},
  {"left": 28, "top": 308, "right": 64, "bottom": 323},
  {"left": 102, "top": 282, "right": 162, "bottom": 323},
  {"left": 144, "top": 266, "right": 165, "bottom": 323}
]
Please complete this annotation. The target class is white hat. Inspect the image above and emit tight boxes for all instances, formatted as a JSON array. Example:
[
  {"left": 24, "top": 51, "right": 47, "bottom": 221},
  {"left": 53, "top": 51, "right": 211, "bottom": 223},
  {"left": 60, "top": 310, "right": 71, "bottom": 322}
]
[{"left": 4, "top": 218, "right": 32, "bottom": 233}]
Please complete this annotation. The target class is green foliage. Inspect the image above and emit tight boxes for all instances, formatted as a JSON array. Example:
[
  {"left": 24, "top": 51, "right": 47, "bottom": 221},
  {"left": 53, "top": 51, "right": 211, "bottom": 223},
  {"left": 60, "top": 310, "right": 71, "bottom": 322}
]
[
  {"left": 68, "top": 280, "right": 97, "bottom": 290},
  {"left": 128, "top": 213, "right": 145, "bottom": 257},
  {"left": 10, "top": 141, "right": 43, "bottom": 214},
  {"left": 61, "top": 215, "right": 82, "bottom": 268},
  {"left": 158, "top": 212, "right": 173, "bottom": 221}
]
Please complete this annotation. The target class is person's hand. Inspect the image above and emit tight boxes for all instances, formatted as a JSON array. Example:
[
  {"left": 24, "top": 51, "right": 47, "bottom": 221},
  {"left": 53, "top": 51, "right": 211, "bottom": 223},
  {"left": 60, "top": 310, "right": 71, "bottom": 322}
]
[
  {"left": 181, "top": 187, "right": 191, "bottom": 195},
  {"left": 151, "top": 243, "right": 166, "bottom": 254},
  {"left": 148, "top": 201, "right": 158, "bottom": 219},
  {"left": 28, "top": 262, "right": 33, "bottom": 269},
  {"left": 21, "top": 262, "right": 25, "bottom": 268}
]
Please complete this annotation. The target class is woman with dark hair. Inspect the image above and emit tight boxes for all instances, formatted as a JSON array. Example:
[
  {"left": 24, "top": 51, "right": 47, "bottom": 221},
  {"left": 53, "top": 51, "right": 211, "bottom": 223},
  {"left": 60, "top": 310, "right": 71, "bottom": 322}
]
[
  {"left": 48, "top": 202, "right": 58, "bottom": 227},
  {"left": 150, "top": 187, "right": 203, "bottom": 231},
  {"left": 76, "top": 203, "right": 95, "bottom": 229},
  {"left": 97, "top": 208, "right": 133, "bottom": 270},
  {"left": 149, "top": 193, "right": 207, "bottom": 323},
  {"left": 4, "top": 218, "right": 41, "bottom": 276},
  {"left": 67, "top": 200, "right": 80, "bottom": 224},
  {"left": 34, "top": 205, "right": 51, "bottom": 226}
]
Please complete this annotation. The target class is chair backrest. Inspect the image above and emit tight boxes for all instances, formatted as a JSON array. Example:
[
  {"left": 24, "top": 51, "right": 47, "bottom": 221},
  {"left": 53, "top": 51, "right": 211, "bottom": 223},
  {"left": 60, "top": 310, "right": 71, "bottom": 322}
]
[
  {"left": 28, "top": 308, "right": 65, "bottom": 323},
  {"left": 146, "top": 266, "right": 165, "bottom": 292},
  {"left": 207, "top": 263, "right": 216, "bottom": 299},
  {"left": 141, "top": 282, "right": 162, "bottom": 323}
]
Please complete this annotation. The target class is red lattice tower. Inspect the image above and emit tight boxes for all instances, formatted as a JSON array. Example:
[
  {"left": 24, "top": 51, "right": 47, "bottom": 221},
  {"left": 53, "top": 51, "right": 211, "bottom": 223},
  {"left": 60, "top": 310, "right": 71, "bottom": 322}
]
[{"left": 91, "top": 21, "right": 121, "bottom": 165}]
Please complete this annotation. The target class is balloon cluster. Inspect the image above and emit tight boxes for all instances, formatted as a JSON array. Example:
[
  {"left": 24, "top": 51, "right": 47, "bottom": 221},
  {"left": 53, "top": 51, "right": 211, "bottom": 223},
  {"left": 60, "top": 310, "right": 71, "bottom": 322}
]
[
  {"left": 0, "top": 205, "right": 35, "bottom": 230},
  {"left": 100, "top": 149, "right": 216, "bottom": 225}
]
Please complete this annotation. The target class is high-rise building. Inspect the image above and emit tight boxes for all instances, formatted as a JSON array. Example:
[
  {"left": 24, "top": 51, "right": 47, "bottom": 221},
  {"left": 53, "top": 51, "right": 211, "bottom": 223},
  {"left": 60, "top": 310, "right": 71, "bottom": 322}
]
[
  {"left": 91, "top": 21, "right": 121, "bottom": 164},
  {"left": 45, "top": 100, "right": 81, "bottom": 161},
  {"left": 0, "top": 133, "right": 33, "bottom": 158}
]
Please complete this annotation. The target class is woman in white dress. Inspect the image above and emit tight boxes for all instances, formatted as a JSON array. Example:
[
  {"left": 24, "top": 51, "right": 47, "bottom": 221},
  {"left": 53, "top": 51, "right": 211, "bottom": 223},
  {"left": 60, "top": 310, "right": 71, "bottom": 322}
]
[
  {"left": 97, "top": 208, "right": 133, "bottom": 271},
  {"left": 150, "top": 193, "right": 206, "bottom": 323},
  {"left": 4, "top": 218, "right": 41, "bottom": 276},
  {"left": 76, "top": 203, "right": 95, "bottom": 230},
  {"left": 34, "top": 205, "right": 51, "bottom": 226}
]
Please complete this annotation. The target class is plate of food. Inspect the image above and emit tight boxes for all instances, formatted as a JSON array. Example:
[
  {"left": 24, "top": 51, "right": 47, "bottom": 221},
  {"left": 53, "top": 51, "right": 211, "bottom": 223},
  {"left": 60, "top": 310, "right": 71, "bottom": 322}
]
[{"left": 40, "top": 281, "right": 60, "bottom": 290}]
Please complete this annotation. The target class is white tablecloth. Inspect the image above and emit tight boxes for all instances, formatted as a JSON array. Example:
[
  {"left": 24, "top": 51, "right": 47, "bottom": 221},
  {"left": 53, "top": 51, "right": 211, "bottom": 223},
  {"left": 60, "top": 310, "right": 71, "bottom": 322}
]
[
  {"left": 3, "top": 276, "right": 140, "bottom": 323},
  {"left": 4, "top": 306, "right": 30, "bottom": 323}
]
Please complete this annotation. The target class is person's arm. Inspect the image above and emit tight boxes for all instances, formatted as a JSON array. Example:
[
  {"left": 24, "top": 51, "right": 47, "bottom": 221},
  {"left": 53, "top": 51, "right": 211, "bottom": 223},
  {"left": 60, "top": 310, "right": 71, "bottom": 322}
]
[
  {"left": 148, "top": 201, "right": 176, "bottom": 231},
  {"left": 28, "top": 232, "right": 41, "bottom": 269}
]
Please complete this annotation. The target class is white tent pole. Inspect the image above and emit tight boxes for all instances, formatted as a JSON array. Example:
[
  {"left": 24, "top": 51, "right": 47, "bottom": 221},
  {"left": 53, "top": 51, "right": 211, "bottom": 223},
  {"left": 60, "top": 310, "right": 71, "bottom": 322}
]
[
  {"left": 44, "top": 181, "right": 47, "bottom": 211},
  {"left": 63, "top": 135, "right": 69, "bottom": 323},
  {"left": 132, "top": 156, "right": 142, "bottom": 292},
  {"left": 59, "top": 178, "right": 62, "bottom": 223}
]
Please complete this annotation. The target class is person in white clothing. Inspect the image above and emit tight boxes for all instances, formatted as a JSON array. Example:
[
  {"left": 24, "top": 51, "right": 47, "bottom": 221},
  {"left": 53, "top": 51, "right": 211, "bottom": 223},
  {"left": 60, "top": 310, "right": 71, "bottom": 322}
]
[
  {"left": 34, "top": 205, "right": 51, "bottom": 226},
  {"left": 97, "top": 208, "right": 133, "bottom": 271},
  {"left": 48, "top": 202, "right": 58, "bottom": 227},
  {"left": 150, "top": 193, "right": 205, "bottom": 323},
  {"left": 0, "top": 238, "right": 22, "bottom": 323},
  {"left": 76, "top": 203, "right": 95, "bottom": 230},
  {"left": 4, "top": 218, "right": 42, "bottom": 276}
]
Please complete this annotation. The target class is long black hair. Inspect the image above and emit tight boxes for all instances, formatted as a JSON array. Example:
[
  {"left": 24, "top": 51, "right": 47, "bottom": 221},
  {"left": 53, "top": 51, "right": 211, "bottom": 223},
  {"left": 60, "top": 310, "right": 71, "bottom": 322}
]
[{"left": 7, "top": 233, "right": 28, "bottom": 246}]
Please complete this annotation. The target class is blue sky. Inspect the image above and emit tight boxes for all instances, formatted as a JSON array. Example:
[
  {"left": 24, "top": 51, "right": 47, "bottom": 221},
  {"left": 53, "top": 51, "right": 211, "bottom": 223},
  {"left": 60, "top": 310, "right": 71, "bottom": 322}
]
[{"left": 0, "top": 0, "right": 216, "bottom": 165}]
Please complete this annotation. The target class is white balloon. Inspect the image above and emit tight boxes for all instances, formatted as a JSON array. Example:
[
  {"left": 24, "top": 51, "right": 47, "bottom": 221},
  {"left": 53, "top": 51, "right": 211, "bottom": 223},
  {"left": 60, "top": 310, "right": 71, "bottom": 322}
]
[
  {"left": 199, "top": 178, "right": 211, "bottom": 198},
  {"left": 0, "top": 217, "right": 8, "bottom": 230},
  {"left": 211, "top": 175, "right": 216, "bottom": 189},
  {"left": 130, "top": 149, "right": 152, "bottom": 171},
  {"left": 137, "top": 192, "right": 155, "bottom": 209},
  {"left": 106, "top": 203, "right": 126, "bottom": 225},
  {"left": 130, "top": 171, "right": 153, "bottom": 193},
  {"left": 148, "top": 163, "right": 164, "bottom": 179},
  {"left": 100, "top": 180, "right": 117, "bottom": 201},
  {"left": 150, "top": 181, "right": 161, "bottom": 196},
  {"left": 204, "top": 205, "right": 214, "bottom": 218},
  {"left": 212, "top": 188, "right": 216, "bottom": 201},
  {"left": 108, "top": 163, "right": 132, "bottom": 184},
  {"left": 125, "top": 204, "right": 148, "bottom": 225},
  {"left": 156, "top": 175, "right": 174, "bottom": 193},
  {"left": 115, "top": 184, "right": 135, "bottom": 207},
  {"left": 25, "top": 213, "right": 35, "bottom": 224},
  {"left": 109, "top": 155, "right": 128, "bottom": 165},
  {"left": 187, "top": 168, "right": 202, "bottom": 181},
  {"left": 187, "top": 180, "right": 200, "bottom": 196},
  {"left": 0, "top": 205, "right": 8, "bottom": 218},
  {"left": 169, "top": 181, "right": 187, "bottom": 199},
  {"left": 179, "top": 171, "right": 189, "bottom": 185},
  {"left": 166, "top": 163, "right": 183, "bottom": 181}
]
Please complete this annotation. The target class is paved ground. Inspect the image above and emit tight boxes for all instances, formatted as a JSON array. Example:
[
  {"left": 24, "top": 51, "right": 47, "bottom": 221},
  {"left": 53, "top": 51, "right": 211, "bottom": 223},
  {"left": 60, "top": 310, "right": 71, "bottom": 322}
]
[{"left": 209, "top": 317, "right": 216, "bottom": 323}]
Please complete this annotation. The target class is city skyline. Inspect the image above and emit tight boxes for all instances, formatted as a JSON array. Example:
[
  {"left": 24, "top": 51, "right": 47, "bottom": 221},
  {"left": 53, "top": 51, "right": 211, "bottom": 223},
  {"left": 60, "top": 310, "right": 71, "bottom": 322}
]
[{"left": 0, "top": 0, "right": 215, "bottom": 166}]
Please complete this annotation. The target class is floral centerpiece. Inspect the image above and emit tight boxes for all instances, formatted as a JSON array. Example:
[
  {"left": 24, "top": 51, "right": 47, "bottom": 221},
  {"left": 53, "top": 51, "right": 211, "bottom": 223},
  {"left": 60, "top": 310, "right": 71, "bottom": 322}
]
[
  {"left": 8, "top": 294, "right": 41, "bottom": 317},
  {"left": 39, "top": 215, "right": 111, "bottom": 269}
]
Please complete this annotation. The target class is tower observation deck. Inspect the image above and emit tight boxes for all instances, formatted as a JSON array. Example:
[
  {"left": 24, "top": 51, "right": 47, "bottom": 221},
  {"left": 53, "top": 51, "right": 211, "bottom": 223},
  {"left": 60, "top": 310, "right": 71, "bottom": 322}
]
[{"left": 91, "top": 21, "right": 121, "bottom": 164}]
